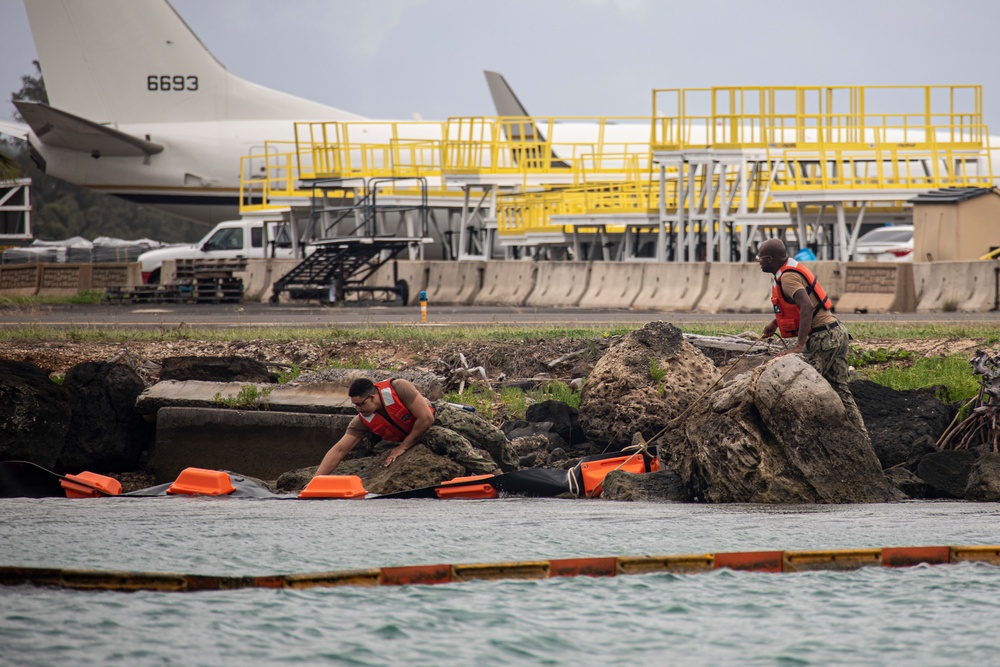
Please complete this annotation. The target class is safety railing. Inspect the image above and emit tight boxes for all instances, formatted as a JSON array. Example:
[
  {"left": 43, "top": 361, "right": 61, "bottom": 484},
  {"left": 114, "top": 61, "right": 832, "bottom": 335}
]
[
  {"left": 444, "top": 116, "right": 653, "bottom": 180},
  {"left": 294, "top": 120, "right": 447, "bottom": 180},
  {"left": 769, "top": 143, "right": 994, "bottom": 191},
  {"left": 652, "top": 84, "right": 987, "bottom": 151},
  {"left": 240, "top": 142, "right": 315, "bottom": 212}
]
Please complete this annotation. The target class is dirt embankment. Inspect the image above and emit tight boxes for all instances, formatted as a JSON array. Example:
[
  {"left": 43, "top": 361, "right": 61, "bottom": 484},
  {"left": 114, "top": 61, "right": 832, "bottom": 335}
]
[
  {"left": 2, "top": 335, "right": 991, "bottom": 390},
  {"left": 1, "top": 337, "right": 610, "bottom": 389}
]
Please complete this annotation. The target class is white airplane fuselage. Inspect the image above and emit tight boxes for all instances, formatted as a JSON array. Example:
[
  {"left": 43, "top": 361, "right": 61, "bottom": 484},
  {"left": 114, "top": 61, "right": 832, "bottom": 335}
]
[{"left": 33, "top": 119, "right": 305, "bottom": 223}]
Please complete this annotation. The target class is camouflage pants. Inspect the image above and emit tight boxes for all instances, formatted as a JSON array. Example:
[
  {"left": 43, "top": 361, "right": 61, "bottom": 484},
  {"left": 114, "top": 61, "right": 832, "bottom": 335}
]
[
  {"left": 803, "top": 324, "right": 868, "bottom": 436},
  {"left": 418, "top": 402, "right": 519, "bottom": 475}
]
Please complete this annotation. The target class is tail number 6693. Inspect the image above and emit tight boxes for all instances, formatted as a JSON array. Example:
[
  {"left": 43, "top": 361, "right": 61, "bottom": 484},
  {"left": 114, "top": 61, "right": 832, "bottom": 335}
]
[{"left": 147, "top": 75, "right": 199, "bottom": 92}]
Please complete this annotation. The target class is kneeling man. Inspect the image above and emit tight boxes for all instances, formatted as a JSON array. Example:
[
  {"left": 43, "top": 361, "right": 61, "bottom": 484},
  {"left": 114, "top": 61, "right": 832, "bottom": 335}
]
[{"left": 315, "top": 377, "right": 518, "bottom": 476}]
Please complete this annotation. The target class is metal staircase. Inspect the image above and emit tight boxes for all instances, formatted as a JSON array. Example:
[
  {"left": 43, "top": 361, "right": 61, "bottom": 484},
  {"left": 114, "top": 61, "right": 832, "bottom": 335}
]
[{"left": 270, "top": 177, "right": 430, "bottom": 304}]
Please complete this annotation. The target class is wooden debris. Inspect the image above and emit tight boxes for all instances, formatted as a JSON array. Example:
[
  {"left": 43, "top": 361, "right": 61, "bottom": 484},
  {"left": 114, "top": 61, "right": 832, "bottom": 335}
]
[{"left": 938, "top": 350, "right": 1000, "bottom": 452}]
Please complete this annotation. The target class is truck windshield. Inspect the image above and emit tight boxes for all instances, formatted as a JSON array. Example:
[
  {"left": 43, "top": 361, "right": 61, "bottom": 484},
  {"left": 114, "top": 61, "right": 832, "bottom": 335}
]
[{"left": 203, "top": 228, "right": 243, "bottom": 251}]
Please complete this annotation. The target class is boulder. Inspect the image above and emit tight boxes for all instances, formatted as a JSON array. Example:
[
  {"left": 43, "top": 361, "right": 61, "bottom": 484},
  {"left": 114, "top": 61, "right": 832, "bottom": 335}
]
[
  {"left": 600, "top": 469, "right": 692, "bottom": 502},
  {"left": 0, "top": 359, "right": 70, "bottom": 469},
  {"left": 359, "top": 444, "right": 464, "bottom": 495},
  {"left": 965, "top": 452, "right": 1000, "bottom": 501},
  {"left": 850, "top": 380, "right": 953, "bottom": 469},
  {"left": 510, "top": 434, "right": 550, "bottom": 458},
  {"left": 662, "top": 355, "right": 902, "bottom": 503},
  {"left": 579, "top": 321, "right": 720, "bottom": 449},
  {"left": 884, "top": 467, "right": 930, "bottom": 499},
  {"left": 160, "top": 355, "right": 275, "bottom": 383},
  {"left": 57, "top": 362, "right": 154, "bottom": 473},
  {"left": 525, "top": 400, "right": 587, "bottom": 446},
  {"left": 916, "top": 449, "right": 978, "bottom": 498}
]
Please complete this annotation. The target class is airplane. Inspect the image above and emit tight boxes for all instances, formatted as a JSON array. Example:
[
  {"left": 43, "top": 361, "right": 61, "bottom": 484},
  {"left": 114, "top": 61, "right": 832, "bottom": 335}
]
[
  {"left": 2, "top": 0, "right": 996, "bottom": 236},
  {"left": 1, "top": 0, "right": 365, "bottom": 224}
]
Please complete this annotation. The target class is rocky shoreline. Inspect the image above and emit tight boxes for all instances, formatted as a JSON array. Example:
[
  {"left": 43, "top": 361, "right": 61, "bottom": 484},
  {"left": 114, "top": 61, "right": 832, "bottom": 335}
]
[{"left": 2, "top": 322, "right": 998, "bottom": 502}]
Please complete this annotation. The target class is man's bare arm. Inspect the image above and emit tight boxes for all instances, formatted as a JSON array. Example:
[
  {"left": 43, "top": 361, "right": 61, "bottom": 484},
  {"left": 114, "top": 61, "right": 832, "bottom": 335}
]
[
  {"left": 384, "top": 386, "right": 436, "bottom": 467},
  {"left": 316, "top": 432, "right": 361, "bottom": 476}
]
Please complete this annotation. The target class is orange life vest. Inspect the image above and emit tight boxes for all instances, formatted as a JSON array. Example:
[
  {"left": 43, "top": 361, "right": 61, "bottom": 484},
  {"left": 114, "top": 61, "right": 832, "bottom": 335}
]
[
  {"left": 357, "top": 378, "right": 434, "bottom": 441},
  {"left": 771, "top": 258, "right": 833, "bottom": 338}
]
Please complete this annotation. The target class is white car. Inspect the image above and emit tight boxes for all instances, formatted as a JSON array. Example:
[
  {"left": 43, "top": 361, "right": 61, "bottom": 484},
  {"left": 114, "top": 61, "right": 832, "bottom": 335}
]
[{"left": 853, "top": 225, "right": 914, "bottom": 262}]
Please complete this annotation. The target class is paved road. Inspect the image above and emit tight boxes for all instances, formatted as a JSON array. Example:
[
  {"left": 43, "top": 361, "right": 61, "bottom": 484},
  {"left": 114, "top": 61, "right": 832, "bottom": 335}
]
[{"left": 2, "top": 302, "right": 998, "bottom": 329}]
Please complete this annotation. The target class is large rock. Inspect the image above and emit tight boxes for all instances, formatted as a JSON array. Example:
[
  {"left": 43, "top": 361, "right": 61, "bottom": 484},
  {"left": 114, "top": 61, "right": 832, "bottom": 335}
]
[
  {"left": 57, "top": 362, "right": 154, "bottom": 473},
  {"left": 600, "top": 469, "right": 692, "bottom": 502},
  {"left": 916, "top": 449, "right": 977, "bottom": 498},
  {"left": 357, "top": 444, "right": 464, "bottom": 495},
  {"left": 579, "top": 321, "right": 720, "bottom": 449},
  {"left": 525, "top": 400, "right": 587, "bottom": 446},
  {"left": 850, "top": 380, "right": 953, "bottom": 469},
  {"left": 0, "top": 359, "right": 70, "bottom": 469},
  {"left": 885, "top": 467, "right": 930, "bottom": 499},
  {"left": 965, "top": 452, "right": 1000, "bottom": 501},
  {"left": 663, "top": 356, "right": 902, "bottom": 503},
  {"left": 275, "top": 445, "right": 479, "bottom": 496},
  {"left": 160, "top": 356, "right": 275, "bottom": 383}
]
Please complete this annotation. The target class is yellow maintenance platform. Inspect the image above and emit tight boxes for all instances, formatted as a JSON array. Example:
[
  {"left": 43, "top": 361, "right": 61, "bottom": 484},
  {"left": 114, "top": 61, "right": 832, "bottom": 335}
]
[{"left": 239, "top": 84, "right": 994, "bottom": 262}]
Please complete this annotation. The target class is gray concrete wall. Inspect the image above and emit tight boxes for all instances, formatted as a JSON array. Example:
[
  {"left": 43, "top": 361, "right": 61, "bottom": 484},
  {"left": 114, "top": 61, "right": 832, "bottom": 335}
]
[{"left": 152, "top": 407, "right": 353, "bottom": 483}]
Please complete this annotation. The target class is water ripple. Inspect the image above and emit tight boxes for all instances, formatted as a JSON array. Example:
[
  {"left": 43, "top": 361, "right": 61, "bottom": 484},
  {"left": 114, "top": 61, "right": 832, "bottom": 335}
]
[{"left": 3, "top": 499, "right": 1000, "bottom": 664}]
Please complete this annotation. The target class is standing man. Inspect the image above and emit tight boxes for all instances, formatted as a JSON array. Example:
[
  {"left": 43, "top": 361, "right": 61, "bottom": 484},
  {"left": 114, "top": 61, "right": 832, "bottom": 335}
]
[
  {"left": 315, "top": 377, "right": 518, "bottom": 476},
  {"left": 757, "top": 238, "right": 868, "bottom": 436}
]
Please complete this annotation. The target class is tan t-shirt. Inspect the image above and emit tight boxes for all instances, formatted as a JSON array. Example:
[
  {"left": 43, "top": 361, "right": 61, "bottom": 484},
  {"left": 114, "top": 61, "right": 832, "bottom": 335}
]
[
  {"left": 346, "top": 378, "right": 428, "bottom": 439},
  {"left": 777, "top": 270, "right": 836, "bottom": 328}
]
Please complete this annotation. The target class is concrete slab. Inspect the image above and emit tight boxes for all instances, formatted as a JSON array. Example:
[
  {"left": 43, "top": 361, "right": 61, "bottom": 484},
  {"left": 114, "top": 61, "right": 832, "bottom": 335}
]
[
  {"left": 152, "top": 407, "right": 352, "bottom": 483},
  {"left": 135, "top": 380, "right": 354, "bottom": 416}
]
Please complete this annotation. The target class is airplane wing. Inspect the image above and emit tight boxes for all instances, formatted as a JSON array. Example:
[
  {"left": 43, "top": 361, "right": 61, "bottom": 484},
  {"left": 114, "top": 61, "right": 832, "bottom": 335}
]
[
  {"left": 13, "top": 101, "right": 164, "bottom": 158},
  {"left": 0, "top": 119, "right": 30, "bottom": 141}
]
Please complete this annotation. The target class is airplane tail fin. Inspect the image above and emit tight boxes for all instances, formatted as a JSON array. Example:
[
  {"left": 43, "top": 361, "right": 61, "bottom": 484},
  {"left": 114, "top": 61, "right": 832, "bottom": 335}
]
[
  {"left": 483, "top": 70, "right": 570, "bottom": 169},
  {"left": 23, "top": 0, "right": 361, "bottom": 124},
  {"left": 484, "top": 71, "right": 532, "bottom": 118}
]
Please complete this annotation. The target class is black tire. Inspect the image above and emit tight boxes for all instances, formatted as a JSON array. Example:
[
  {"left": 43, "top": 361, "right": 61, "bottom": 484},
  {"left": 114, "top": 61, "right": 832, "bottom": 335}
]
[{"left": 148, "top": 268, "right": 161, "bottom": 285}]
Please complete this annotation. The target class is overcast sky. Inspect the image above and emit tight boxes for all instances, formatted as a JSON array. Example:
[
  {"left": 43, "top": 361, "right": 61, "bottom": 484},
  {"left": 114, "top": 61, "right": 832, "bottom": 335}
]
[{"left": 3, "top": 0, "right": 1000, "bottom": 130}]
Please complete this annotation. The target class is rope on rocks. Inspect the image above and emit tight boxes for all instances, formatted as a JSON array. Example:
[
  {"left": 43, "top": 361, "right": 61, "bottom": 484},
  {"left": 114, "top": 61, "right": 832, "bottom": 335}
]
[
  {"left": 586, "top": 334, "right": 769, "bottom": 498},
  {"left": 643, "top": 333, "right": 768, "bottom": 451}
]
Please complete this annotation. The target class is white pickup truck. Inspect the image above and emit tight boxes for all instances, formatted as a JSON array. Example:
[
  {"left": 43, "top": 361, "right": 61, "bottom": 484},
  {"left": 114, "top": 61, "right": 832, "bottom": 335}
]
[{"left": 137, "top": 218, "right": 297, "bottom": 284}]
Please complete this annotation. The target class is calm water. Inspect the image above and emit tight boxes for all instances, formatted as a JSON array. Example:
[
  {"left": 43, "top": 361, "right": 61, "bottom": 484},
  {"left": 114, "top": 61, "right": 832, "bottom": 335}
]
[{"left": 2, "top": 498, "right": 1000, "bottom": 666}]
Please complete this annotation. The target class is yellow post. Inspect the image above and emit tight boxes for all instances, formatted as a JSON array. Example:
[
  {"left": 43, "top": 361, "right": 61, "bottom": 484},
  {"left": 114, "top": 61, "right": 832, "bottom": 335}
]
[{"left": 419, "top": 290, "right": 427, "bottom": 324}]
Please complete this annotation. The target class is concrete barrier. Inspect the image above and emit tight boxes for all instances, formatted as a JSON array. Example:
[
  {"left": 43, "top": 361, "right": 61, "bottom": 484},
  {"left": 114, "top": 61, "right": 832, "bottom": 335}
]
[
  {"left": 695, "top": 263, "right": 773, "bottom": 313},
  {"left": 836, "top": 263, "right": 917, "bottom": 313},
  {"left": 424, "top": 260, "right": 484, "bottom": 305},
  {"left": 577, "top": 262, "right": 645, "bottom": 309},
  {"left": 236, "top": 258, "right": 273, "bottom": 302},
  {"left": 914, "top": 261, "right": 998, "bottom": 312},
  {"left": 152, "top": 407, "right": 353, "bottom": 483},
  {"left": 160, "top": 259, "right": 178, "bottom": 285},
  {"left": 366, "top": 260, "right": 428, "bottom": 304},
  {"left": 36, "top": 264, "right": 90, "bottom": 297},
  {"left": 474, "top": 261, "right": 538, "bottom": 306},
  {"left": 90, "top": 263, "right": 140, "bottom": 289},
  {"left": 524, "top": 261, "right": 591, "bottom": 307},
  {"left": 0, "top": 262, "right": 139, "bottom": 297},
  {"left": 632, "top": 263, "right": 709, "bottom": 311},
  {"left": 0, "top": 264, "right": 40, "bottom": 296},
  {"left": 801, "top": 261, "right": 846, "bottom": 307}
]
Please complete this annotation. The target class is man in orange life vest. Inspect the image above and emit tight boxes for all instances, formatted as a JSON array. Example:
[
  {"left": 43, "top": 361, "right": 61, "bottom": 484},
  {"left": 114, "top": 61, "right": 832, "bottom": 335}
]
[
  {"left": 757, "top": 238, "right": 868, "bottom": 436},
  {"left": 315, "top": 377, "right": 518, "bottom": 477}
]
